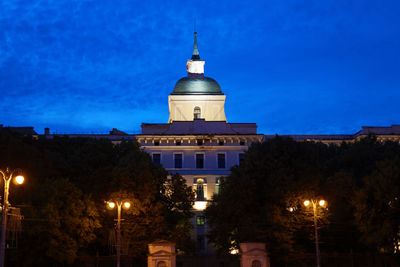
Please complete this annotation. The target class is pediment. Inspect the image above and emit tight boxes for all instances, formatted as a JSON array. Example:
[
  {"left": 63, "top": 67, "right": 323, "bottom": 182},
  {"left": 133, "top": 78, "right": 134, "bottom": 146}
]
[
  {"left": 149, "top": 250, "right": 175, "bottom": 257},
  {"left": 242, "top": 248, "right": 267, "bottom": 256}
]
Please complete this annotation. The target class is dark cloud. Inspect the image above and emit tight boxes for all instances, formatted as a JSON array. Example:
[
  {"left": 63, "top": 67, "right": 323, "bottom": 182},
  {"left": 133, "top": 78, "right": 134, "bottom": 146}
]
[{"left": 0, "top": 0, "right": 399, "bottom": 134}]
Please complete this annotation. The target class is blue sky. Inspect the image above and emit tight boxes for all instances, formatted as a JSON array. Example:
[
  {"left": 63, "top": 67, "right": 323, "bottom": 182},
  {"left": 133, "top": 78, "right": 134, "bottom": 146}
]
[{"left": 1, "top": 0, "right": 399, "bottom": 134}]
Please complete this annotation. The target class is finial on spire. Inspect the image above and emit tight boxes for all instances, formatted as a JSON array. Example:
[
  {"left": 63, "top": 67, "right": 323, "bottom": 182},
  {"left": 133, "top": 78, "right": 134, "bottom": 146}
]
[{"left": 191, "top": 31, "right": 200, "bottom": 60}]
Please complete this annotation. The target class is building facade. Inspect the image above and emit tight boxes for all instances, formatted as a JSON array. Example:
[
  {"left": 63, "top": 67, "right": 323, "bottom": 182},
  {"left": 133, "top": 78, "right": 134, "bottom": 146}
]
[{"left": 138, "top": 32, "right": 263, "bottom": 252}]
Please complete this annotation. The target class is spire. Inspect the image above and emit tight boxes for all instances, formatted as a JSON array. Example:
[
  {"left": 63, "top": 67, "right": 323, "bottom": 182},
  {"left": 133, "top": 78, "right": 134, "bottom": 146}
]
[
  {"left": 187, "top": 31, "right": 204, "bottom": 74},
  {"left": 192, "top": 32, "right": 200, "bottom": 60}
]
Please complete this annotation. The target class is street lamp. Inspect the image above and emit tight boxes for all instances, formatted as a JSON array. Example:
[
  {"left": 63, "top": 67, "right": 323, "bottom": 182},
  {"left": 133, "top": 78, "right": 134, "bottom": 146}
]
[
  {"left": 0, "top": 168, "right": 24, "bottom": 267},
  {"left": 107, "top": 200, "right": 130, "bottom": 267},
  {"left": 304, "top": 198, "right": 327, "bottom": 267}
]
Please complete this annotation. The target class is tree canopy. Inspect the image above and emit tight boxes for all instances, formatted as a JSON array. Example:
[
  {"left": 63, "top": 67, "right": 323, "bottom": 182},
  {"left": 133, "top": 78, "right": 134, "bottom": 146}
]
[
  {"left": 206, "top": 135, "right": 400, "bottom": 265},
  {"left": 0, "top": 130, "right": 194, "bottom": 266}
]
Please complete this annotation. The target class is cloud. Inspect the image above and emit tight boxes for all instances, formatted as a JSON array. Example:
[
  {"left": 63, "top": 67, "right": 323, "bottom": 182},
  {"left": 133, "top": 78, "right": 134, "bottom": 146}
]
[{"left": 0, "top": 0, "right": 399, "bottom": 133}]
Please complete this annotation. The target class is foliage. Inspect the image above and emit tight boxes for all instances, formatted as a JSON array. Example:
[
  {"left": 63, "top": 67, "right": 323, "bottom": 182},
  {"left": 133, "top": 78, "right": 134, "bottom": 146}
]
[
  {"left": 206, "top": 135, "right": 400, "bottom": 264},
  {"left": 102, "top": 146, "right": 195, "bottom": 257},
  {"left": 206, "top": 136, "right": 331, "bottom": 262},
  {"left": 353, "top": 157, "right": 400, "bottom": 253},
  {"left": 17, "top": 178, "right": 100, "bottom": 265},
  {"left": 0, "top": 130, "right": 195, "bottom": 265}
]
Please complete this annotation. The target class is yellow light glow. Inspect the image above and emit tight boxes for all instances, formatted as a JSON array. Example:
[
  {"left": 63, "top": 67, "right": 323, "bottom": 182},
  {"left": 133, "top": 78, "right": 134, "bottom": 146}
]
[
  {"left": 229, "top": 248, "right": 239, "bottom": 255},
  {"left": 194, "top": 201, "right": 207, "bottom": 211},
  {"left": 123, "top": 202, "right": 131, "bottom": 209},
  {"left": 15, "top": 175, "right": 24, "bottom": 184},
  {"left": 304, "top": 200, "right": 310, "bottom": 207},
  {"left": 319, "top": 200, "right": 326, "bottom": 207},
  {"left": 108, "top": 202, "right": 115, "bottom": 209},
  {"left": 288, "top": 207, "right": 294, "bottom": 212}
]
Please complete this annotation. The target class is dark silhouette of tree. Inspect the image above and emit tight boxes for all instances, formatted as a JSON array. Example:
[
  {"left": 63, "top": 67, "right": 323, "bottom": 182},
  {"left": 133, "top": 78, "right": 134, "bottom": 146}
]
[
  {"left": 0, "top": 131, "right": 194, "bottom": 265},
  {"left": 206, "top": 135, "right": 400, "bottom": 265},
  {"left": 206, "top": 137, "right": 332, "bottom": 264},
  {"left": 353, "top": 157, "right": 400, "bottom": 253}
]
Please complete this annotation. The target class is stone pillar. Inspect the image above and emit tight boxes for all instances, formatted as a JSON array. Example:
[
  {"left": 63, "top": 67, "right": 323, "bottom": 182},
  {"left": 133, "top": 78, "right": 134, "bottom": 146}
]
[
  {"left": 240, "top": 242, "right": 270, "bottom": 267},
  {"left": 147, "top": 241, "right": 176, "bottom": 267}
]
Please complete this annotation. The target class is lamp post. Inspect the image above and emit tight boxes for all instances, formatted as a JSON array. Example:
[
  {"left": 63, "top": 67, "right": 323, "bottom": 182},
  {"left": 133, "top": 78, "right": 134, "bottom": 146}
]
[
  {"left": 0, "top": 168, "right": 24, "bottom": 267},
  {"left": 304, "top": 199, "right": 326, "bottom": 267},
  {"left": 107, "top": 200, "right": 130, "bottom": 267}
]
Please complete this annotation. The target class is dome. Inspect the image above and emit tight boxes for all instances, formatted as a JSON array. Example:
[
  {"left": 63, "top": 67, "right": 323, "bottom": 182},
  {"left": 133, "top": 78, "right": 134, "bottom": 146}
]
[{"left": 172, "top": 76, "right": 223, "bottom": 95}]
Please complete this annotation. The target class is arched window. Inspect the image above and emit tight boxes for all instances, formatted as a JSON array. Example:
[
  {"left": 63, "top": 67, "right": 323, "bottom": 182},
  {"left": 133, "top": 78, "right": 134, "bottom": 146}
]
[
  {"left": 251, "top": 260, "right": 262, "bottom": 267},
  {"left": 157, "top": 261, "right": 167, "bottom": 267},
  {"left": 194, "top": 106, "right": 201, "bottom": 119},
  {"left": 196, "top": 179, "right": 204, "bottom": 200}
]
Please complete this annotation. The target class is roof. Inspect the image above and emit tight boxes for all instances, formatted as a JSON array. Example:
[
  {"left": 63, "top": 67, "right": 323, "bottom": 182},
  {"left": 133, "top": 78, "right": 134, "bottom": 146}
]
[
  {"left": 109, "top": 128, "right": 127, "bottom": 135},
  {"left": 141, "top": 119, "right": 258, "bottom": 135},
  {"left": 0, "top": 125, "right": 38, "bottom": 135},
  {"left": 172, "top": 32, "right": 223, "bottom": 95},
  {"left": 261, "top": 125, "right": 400, "bottom": 142},
  {"left": 191, "top": 32, "right": 200, "bottom": 60},
  {"left": 172, "top": 75, "right": 222, "bottom": 95},
  {"left": 355, "top": 125, "right": 400, "bottom": 136},
  {"left": 263, "top": 134, "right": 354, "bottom": 141},
  {"left": 10, "top": 124, "right": 400, "bottom": 142}
]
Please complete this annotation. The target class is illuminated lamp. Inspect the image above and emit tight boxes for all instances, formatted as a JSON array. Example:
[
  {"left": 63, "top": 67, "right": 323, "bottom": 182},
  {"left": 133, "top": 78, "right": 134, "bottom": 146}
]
[{"left": 194, "top": 201, "right": 207, "bottom": 211}]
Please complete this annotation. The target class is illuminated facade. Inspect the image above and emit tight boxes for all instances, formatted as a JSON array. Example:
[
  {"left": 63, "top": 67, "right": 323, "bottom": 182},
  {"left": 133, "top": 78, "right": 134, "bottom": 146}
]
[{"left": 138, "top": 32, "right": 262, "bottom": 253}]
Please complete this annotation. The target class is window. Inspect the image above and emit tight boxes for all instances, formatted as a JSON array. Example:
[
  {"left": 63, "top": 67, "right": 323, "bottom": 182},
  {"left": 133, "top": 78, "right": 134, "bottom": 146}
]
[
  {"left": 194, "top": 178, "right": 207, "bottom": 200},
  {"left": 176, "top": 140, "right": 181, "bottom": 146},
  {"left": 217, "top": 153, "right": 226, "bottom": 169},
  {"left": 215, "top": 178, "right": 221, "bottom": 195},
  {"left": 197, "top": 140, "right": 203, "bottom": 146},
  {"left": 196, "top": 180, "right": 204, "bottom": 200},
  {"left": 152, "top": 153, "right": 161, "bottom": 165},
  {"left": 240, "top": 141, "right": 245, "bottom": 146},
  {"left": 196, "top": 154, "right": 204, "bottom": 168},
  {"left": 154, "top": 140, "right": 160, "bottom": 146},
  {"left": 219, "top": 140, "right": 224, "bottom": 146},
  {"left": 174, "top": 153, "right": 183, "bottom": 169},
  {"left": 194, "top": 106, "right": 201, "bottom": 119},
  {"left": 239, "top": 153, "right": 245, "bottom": 165},
  {"left": 196, "top": 216, "right": 205, "bottom": 226}
]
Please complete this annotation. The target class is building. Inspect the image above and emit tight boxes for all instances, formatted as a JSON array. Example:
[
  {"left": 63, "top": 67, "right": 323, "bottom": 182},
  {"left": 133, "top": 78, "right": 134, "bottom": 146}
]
[
  {"left": 134, "top": 33, "right": 400, "bottom": 253},
  {"left": 137, "top": 32, "right": 263, "bottom": 253},
  {"left": 10, "top": 32, "right": 400, "bottom": 254},
  {"left": 0, "top": 124, "right": 38, "bottom": 137}
]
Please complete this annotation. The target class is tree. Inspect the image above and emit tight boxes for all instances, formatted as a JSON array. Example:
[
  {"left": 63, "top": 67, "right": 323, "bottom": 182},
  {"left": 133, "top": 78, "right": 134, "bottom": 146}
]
[
  {"left": 206, "top": 137, "right": 332, "bottom": 264},
  {"left": 206, "top": 135, "right": 400, "bottom": 265},
  {"left": 163, "top": 174, "right": 195, "bottom": 252},
  {"left": 14, "top": 178, "right": 100, "bottom": 266},
  {"left": 103, "top": 142, "right": 195, "bottom": 257},
  {"left": 0, "top": 132, "right": 195, "bottom": 265},
  {"left": 353, "top": 157, "right": 400, "bottom": 253}
]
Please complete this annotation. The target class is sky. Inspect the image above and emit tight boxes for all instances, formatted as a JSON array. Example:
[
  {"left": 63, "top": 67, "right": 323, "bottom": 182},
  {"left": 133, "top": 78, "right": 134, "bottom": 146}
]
[{"left": 0, "top": 0, "right": 399, "bottom": 135}]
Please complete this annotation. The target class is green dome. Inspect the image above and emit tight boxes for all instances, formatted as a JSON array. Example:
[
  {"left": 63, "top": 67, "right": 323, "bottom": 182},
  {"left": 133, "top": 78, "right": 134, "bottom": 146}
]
[{"left": 172, "top": 76, "right": 223, "bottom": 95}]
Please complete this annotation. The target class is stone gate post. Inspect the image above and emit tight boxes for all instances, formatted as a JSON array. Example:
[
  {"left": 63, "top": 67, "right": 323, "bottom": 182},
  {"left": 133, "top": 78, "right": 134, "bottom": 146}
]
[
  {"left": 240, "top": 242, "right": 270, "bottom": 267},
  {"left": 147, "top": 241, "right": 176, "bottom": 267}
]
